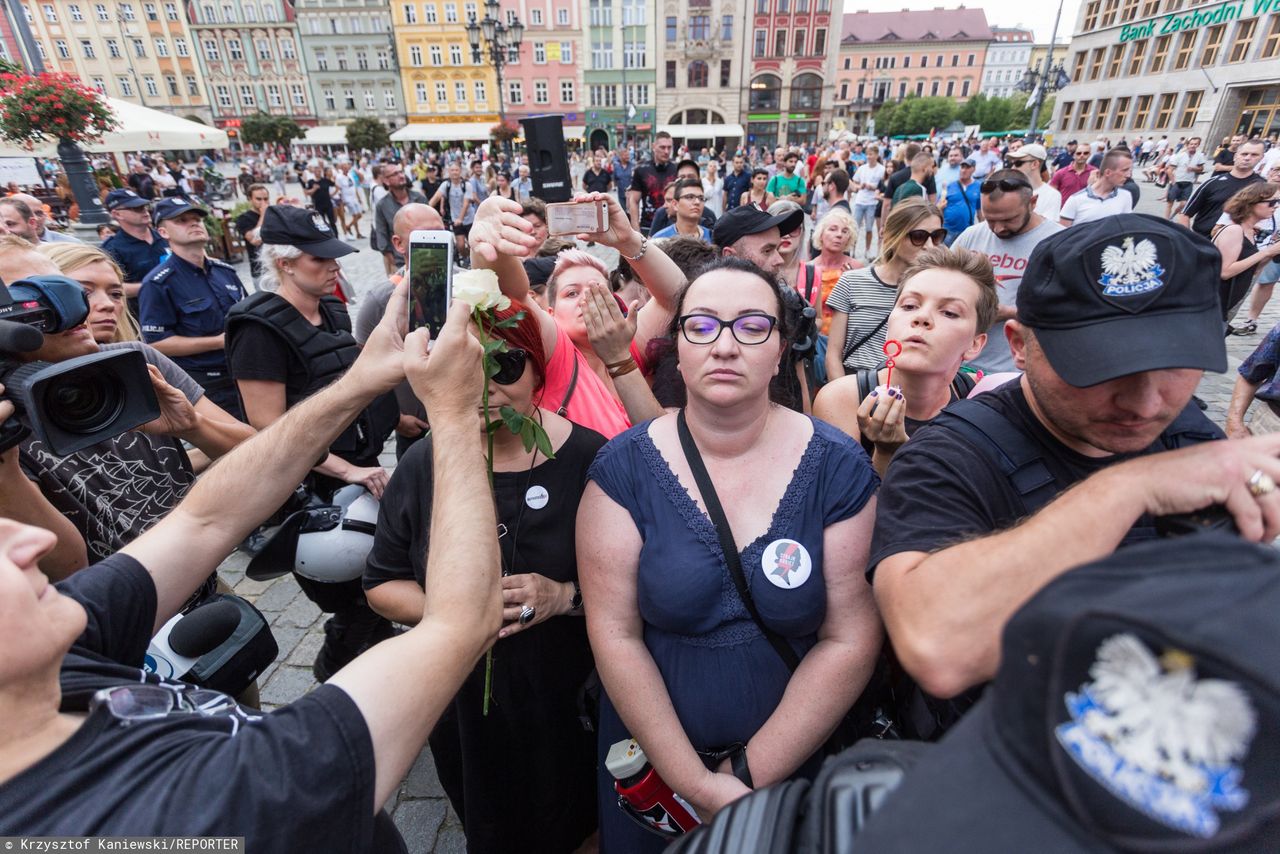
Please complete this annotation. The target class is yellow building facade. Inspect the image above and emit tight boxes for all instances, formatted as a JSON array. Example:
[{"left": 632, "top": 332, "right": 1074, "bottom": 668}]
[{"left": 391, "top": 0, "right": 500, "bottom": 138}]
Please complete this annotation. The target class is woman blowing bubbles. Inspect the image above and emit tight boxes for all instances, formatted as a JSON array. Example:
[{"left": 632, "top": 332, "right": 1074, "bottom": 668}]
[{"left": 578, "top": 258, "right": 882, "bottom": 851}]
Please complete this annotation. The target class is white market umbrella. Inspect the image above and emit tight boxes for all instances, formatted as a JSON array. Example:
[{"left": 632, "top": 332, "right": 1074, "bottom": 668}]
[{"left": 0, "top": 98, "right": 228, "bottom": 157}]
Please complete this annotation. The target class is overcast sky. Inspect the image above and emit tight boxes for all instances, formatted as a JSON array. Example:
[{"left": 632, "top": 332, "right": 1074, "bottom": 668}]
[{"left": 839, "top": 0, "right": 1083, "bottom": 43}]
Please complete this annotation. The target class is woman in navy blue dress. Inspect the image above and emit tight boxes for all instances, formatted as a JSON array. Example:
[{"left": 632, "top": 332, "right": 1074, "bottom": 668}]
[{"left": 579, "top": 257, "right": 882, "bottom": 852}]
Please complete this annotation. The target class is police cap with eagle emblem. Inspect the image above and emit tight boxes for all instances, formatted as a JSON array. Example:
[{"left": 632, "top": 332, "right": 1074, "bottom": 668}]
[
  {"left": 1016, "top": 214, "right": 1226, "bottom": 387},
  {"left": 856, "top": 532, "right": 1280, "bottom": 852},
  {"left": 259, "top": 204, "right": 357, "bottom": 259}
]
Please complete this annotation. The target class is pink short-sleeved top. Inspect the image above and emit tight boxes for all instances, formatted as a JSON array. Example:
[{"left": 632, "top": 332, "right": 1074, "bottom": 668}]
[{"left": 540, "top": 322, "right": 634, "bottom": 439}]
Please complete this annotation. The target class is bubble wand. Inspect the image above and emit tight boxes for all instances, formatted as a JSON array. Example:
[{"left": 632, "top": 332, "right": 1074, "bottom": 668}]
[{"left": 883, "top": 339, "right": 902, "bottom": 389}]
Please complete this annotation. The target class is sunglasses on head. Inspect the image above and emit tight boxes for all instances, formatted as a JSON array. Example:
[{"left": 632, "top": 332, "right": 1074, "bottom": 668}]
[
  {"left": 491, "top": 348, "right": 528, "bottom": 385},
  {"left": 981, "top": 177, "right": 1032, "bottom": 194},
  {"left": 906, "top": 228, "right": 948, "bottom": 247}
]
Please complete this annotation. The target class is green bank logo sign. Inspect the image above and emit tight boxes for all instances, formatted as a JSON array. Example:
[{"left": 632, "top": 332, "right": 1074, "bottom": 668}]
[{"left": 1119, "top": 0, "right": 1273, "bottom": 42}]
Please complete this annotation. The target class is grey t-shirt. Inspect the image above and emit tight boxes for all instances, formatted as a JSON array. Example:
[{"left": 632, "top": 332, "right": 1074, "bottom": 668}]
[{"left": 953, "top": 217, "right": 1064, "bottom": 373}]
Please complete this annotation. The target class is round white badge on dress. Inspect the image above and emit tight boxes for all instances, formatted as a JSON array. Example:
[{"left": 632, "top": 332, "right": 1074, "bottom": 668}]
[
  {"left": 761, "top": 539, "right": 812, "bottom": 589},
  {"left": 525, "top": 485, "right": 549, "bottom": 510}
]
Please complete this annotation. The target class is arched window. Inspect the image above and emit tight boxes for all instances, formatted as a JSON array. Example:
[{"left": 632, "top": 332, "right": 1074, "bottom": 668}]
[
  {"left": 688, "top": 60, "right": 709, "bottom": 87},
  {"left": 749, "top": 74, "right": 780, "bottom": 110},
  {"left": 790, "top": 73, "right": 822, "bottom": 110}
]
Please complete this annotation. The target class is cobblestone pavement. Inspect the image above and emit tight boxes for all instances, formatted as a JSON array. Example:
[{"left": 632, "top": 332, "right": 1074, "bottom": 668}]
[{"left": 210, "top": 177, "right": 1271, "bottom": 852}]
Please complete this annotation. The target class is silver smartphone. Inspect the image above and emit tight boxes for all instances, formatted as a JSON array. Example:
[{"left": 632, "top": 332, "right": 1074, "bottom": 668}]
[{"left": 406, "top": 229, "right": 455, "bottom": 338}]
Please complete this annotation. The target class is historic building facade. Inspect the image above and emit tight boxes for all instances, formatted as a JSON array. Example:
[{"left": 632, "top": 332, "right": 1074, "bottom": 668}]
[
  {"left": 581, "top": 0, "right": 656, "bottom": 151},
  {"left": 18, "top": 0, "right": 213, "bottom": 121},
  {"left": 743, "top": 0, "right": 835, "bottom": 148},
  {"left": 294, "top": 0, "right": 402, "bottom": 128},
  {"left": 981, "top": 25, "right": 1033, "bottom": 97},
  {"left": 1052, "top": 0, "right": 1280, "bottom": 145},
  {"left": 834, "top": 7, "right": 992, "bottom": 135},
  {"left": 496, "top": 0, "right": 584, "bottom": 138},
  {"left": 187, "top": 0, "right": 314, "bottom": 130},
  {"left": 391, "top": 0, "right": 499, "bottom": 141},
  {"left": 653, "top": 0, "right": 746, "bottom": 150}
]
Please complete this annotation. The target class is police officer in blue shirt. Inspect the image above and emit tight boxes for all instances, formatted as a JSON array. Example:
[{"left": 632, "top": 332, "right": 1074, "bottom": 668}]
[
  {"left": 101, "top": 188, "right": 169, "bottom": 318},
  {"left": 139, "top": 197, "right": 246, "bottom": 419}
]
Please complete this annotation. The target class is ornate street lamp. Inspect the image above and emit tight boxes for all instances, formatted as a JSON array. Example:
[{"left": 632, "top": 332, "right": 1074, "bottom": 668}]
[{"left": 466, "top": 0, "right": 524, "bottom": 151}]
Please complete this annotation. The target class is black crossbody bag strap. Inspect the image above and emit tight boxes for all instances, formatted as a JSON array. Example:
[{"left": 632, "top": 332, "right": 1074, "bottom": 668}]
[
  {"left": 841, "top": 313, "right": 890, "bottom": 364},
  {"left": 556, "top": 359, "right": 579, "bottom": 416},
  {"left": 676, "top": 410, "right": 801, "bottom": 672}
]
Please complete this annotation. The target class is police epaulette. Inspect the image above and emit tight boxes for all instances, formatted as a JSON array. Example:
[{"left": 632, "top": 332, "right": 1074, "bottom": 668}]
[
  {"left": 150, "top": 265, "right": 173, "bottom": 281},
  {"left": 209, "top": 258, "right": 235, "bottom": 270}
]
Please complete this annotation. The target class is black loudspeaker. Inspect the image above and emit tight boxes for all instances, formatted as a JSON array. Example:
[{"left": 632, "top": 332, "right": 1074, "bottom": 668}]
[{"left": 520, "top": 114, "right": 572, "bottom": 202}]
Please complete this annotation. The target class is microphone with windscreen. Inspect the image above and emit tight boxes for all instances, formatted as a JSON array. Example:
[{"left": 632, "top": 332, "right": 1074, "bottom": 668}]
[
  {"left": 143, "top": 594, "right": 279, "bottom": 696},
  {"left": 145, "top": 600, "right": 244, "bottom": 681}
]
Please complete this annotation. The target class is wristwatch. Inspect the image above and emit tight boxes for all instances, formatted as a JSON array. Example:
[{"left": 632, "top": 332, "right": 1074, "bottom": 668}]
[{"left": 568, "top": 580, "right": 583, "bottom": 611}]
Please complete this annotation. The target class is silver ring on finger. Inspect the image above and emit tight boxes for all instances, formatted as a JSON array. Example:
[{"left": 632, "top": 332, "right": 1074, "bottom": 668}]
[
  {"left": 519, "top": 604, "right": 536, "bottom": 625},
  {"left": 1248, "top": 468, "right": 1277, "bottom": 498}
]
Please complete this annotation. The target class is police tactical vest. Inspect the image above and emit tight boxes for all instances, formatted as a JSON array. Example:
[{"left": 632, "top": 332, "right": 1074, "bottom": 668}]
[{"left": 225, "top": 291, "right": 398, "bottom": 462}]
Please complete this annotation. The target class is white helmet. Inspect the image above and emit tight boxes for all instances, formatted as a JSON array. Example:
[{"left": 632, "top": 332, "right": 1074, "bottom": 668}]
[{"left": 247, "top": 485, "right": 379, "bottom": 584}]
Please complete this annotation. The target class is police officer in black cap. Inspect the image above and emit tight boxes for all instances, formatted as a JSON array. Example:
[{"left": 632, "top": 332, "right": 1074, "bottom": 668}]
[
  {"left": 226, "top": 205, "right": 399, "bottom": 681},
  {"left": 101, "top": 188, "right": 169, "bottom": 318},
  {"left": 139, "top": 197, "right": 247, "bottom": 418}
]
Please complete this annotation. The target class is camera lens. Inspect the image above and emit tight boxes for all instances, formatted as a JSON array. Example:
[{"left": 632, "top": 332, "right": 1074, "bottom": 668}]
[{"left": 42, "top": 364, "right": 125, "bottom": 434}]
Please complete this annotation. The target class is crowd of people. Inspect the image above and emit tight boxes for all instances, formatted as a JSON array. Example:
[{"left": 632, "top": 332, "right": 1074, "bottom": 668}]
[{"left": 1, "top": 124, "right": 1279, "bottom": 853}]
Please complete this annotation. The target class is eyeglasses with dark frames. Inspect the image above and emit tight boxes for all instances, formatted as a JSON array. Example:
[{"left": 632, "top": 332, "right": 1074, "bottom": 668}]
[
  {"left": 678, "top": 313, "right": 778, "bottom": 346},
  {"left": 678, "top": 194, "right": 705, "bottom": 203},
  {"left": 906, "top": 228, "right": 949, "bottom": 247}
]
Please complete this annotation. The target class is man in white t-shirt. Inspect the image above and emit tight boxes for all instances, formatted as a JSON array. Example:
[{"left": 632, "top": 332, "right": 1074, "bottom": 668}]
[
  {"left": 970, "top": 139, "right": 1004, "bottom": 179},
  {"left": 953, "top": 168, "right": 1063, "bottom": 373},
  {"left": 1009, "top": 144, "right": 1061, "bottom": 222},
  {"left": 852, "top": 147, "right": 886, "bottom": 258},
  {"left": 1165, "top": 137, "right": 1207, "bottom": 220},
  {"left": 1059, "top": 149, "right": 1134, "bottom": 227}
]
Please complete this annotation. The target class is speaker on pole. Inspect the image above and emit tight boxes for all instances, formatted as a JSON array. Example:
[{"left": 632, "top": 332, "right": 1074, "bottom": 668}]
[{"left": 520, "top": 114, "right": 572, "bottom": 202}]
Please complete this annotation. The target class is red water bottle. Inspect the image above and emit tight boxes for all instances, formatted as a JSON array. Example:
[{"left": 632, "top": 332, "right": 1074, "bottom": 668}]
[{"left": 606, "top": 739, "right": 702, "bottom": 838}]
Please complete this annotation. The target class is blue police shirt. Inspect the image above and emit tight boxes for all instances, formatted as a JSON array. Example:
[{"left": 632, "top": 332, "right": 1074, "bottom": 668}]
[
  {"left": 138, "top": 254, "right": 245, "bottom": 373},
  {"left": 101, "top": 228, "right": 169, "bottom": 284}
]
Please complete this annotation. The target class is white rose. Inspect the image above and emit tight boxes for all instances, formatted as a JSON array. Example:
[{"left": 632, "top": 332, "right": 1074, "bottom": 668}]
[{"left": 452, "top": 268, "right": 511, "bottom": 312}]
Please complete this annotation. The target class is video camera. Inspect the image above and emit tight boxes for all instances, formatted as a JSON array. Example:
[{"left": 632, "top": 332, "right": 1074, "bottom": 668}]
[{"left": 0, "top": 275, "right": 159, "bottom": 455}]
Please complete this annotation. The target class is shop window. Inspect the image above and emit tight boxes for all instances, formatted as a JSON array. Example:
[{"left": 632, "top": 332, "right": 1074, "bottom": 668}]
[
  {"left": 1229, "top": 19, "right": 1256, "bottom": 62},
  {"left": 749, "top": 74, "right": 781, "bottom": 110},
  {"left": 1154, "top": 92, "right": 1176, "bottom": 128},
  {"left": 1127, "top": 39, "right": 1147, "bottom": 75},
  {"left": 1134, "top": 94, "right": 1153, "bottom": 127},
  {"left": 1173, "top": 31, "right": 1196, "bottom": 70},
  {"left": 1083, "top": 0, "right": 1100, "bottom": 29},
  {"left": 1150, "top": 34, "right": 1170, "bottom": 71},
  {"left": 1108, "top": 44, "right": 1124, "bottom": 76},
  {"left": 1076, "top": 100, "right": 1092, "bottom": 131},
  {"left": 1201, "top": 24, "right": 1225, "bottom": 64},
  {"left": 790, "top": 73, "right": 822, "bottom": 110},
  {"left": 1180, "top": 90, "right": 1203, "bottom": 126},
  {"left": 1263, "top": 14, "right": 1280, "bottom": 59},
  {"left": 1113, "top": 96, "right": 1131, "bottom": 129}
]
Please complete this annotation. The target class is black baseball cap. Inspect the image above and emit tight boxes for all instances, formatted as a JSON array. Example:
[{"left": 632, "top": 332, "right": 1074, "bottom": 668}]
[
  {"left": 857, "top": 532, "right": 1280, "bottom": 852},
  {"left": 1016, "top": 214, "right": 1226, "bottom": 386},
  {"left": 152, "top": 196, "right": 206, "bottom": 224},
  {"left": 259, "top": 205, "right": 356, "bottom": 258},
  {"left": 104, "top": 189, "right": 150, "bottom": 211},
  {"left": 711, "top": 206, "right": 805, "bottom": 251}
]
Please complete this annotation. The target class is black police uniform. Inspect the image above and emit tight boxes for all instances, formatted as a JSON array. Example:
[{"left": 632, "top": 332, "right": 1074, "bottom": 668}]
[
  {"left": 225, "top": 204, "right": 397, "bottom": 682},
  {"left": 102, "top": 228, "right": 169, "bottom": 286},
  {"left": 139, "top": 252, "right": 246, "bottom": 419}
]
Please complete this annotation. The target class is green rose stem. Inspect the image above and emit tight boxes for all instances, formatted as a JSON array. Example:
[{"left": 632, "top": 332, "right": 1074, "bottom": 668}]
[{"left": 471, "top": 304, "right": 555, "bottom": 715}]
